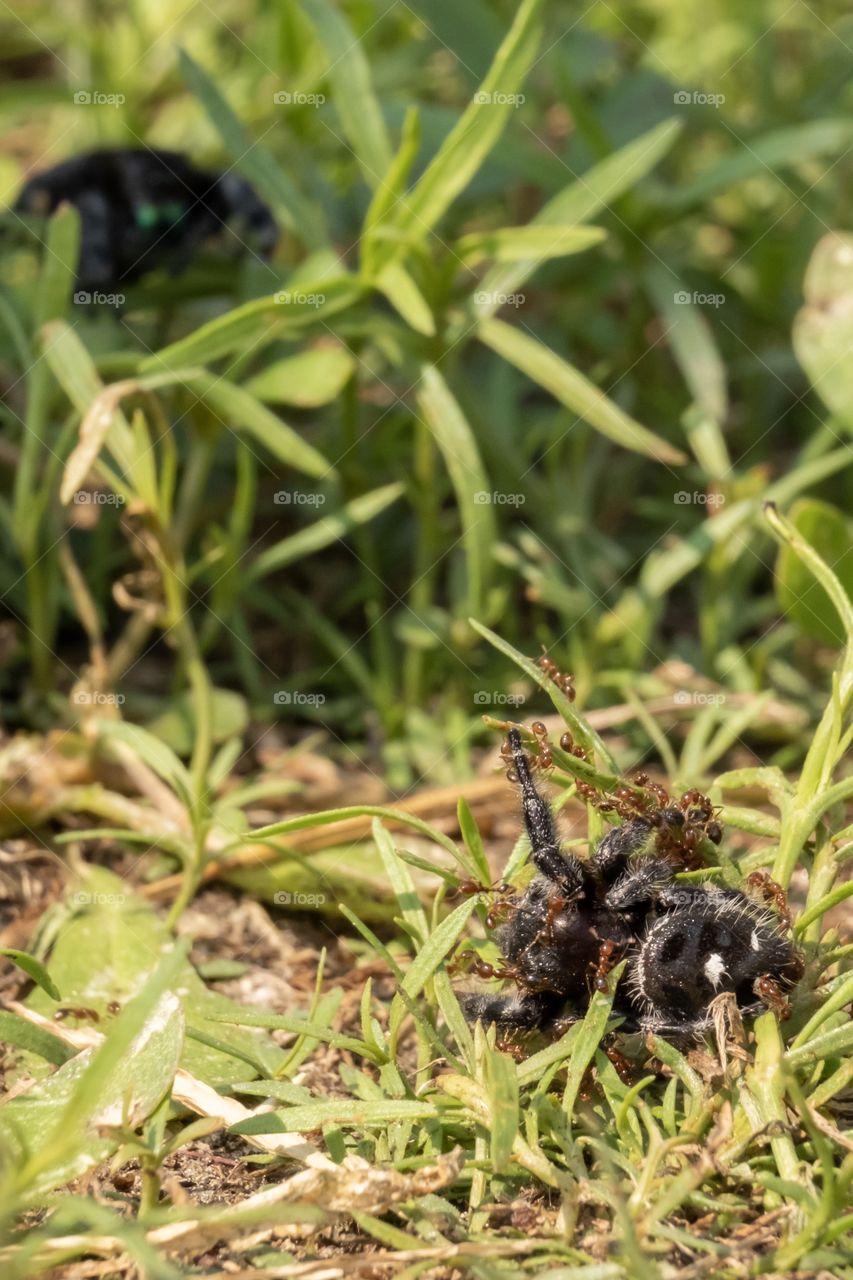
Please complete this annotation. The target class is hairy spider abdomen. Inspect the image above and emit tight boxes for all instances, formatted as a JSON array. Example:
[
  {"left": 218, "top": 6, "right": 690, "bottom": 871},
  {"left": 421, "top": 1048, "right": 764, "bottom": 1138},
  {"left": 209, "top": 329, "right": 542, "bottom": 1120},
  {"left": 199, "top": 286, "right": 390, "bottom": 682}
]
[{"left": 631, "top": 888, "right": 801, "bottom": 1029}]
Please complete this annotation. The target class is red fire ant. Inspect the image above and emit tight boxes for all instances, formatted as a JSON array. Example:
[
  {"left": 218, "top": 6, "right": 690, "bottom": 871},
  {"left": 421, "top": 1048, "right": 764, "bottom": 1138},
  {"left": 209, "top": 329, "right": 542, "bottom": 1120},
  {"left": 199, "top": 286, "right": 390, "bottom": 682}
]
[
  {"left": 746, "top": 871, "right": 793, "bottom": 929},
  {"left": 753, "top": 974, "right": 793, "bottom": 1020},
  {"left": 537, "top": 653, "right": 576, "bottom": 702},
  {"left": 589, "top": 938, "right": 618, "bottom": 994},
  {"left": 448, "top": 947, "right": 515, "bottom": 982}
]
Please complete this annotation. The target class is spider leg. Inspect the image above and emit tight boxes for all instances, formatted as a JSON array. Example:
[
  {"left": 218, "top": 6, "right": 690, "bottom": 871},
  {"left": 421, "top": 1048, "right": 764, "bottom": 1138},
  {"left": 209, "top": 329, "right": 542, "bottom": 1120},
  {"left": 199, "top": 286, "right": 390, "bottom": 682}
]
[
  {"left": 603, "top": 858, "right": 675, "bottom": 910},
  {"left": 590, "top": 816, "right": 655, "bottom": 880},
  {"left": 639, "top": 1012, "right": 711, "bottom": 1042},
  {"left": 506, "top": 728, "right": 583, "bottom": 895},
  {"left": 461, "top": 989, "right": 561, "bottom": 1032}
]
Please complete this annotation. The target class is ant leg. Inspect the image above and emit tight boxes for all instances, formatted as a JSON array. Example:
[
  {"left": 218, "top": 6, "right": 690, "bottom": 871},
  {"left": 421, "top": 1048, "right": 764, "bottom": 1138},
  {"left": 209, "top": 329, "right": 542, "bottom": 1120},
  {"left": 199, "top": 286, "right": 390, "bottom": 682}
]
[{"left": 505, "top": 729, "right": 583, "bottom": 895}]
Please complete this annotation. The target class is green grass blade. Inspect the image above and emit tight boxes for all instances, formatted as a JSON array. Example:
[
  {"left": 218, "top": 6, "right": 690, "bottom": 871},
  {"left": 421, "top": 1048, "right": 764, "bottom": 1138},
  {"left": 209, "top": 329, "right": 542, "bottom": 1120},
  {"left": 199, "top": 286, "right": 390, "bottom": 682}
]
[
  {"left": 479, "top": 317, "right": 686, "bottom": 465},
  {"left": 374, "top": 0, "right": 544, "bottom": 260},
  {"left": 477, "top": 117, "right": 681, "bottom": 310},
  {"left": 138, "top": 280, "right": 364, "bottom": 370},
  {"left": 297, "top": 0, "right": 392, "bottom": 186},
  {"left": 416, "top": 365, "right": 496, "bottom": 619},
  {"left": 247, "top": 482, "right": 403, "bottom": 581},
  {"left": 0, "top": 949, "right": 61, "bottom": 1000}
]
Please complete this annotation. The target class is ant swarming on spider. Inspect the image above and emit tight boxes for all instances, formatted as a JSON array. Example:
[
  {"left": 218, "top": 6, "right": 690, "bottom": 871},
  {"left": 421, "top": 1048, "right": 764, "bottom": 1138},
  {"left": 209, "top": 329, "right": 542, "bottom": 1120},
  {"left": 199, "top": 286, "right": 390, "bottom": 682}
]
[
  {"left": 752, "top": 974, "right": 795, "bottom": 1021},
  {"left": 589, "top": 938, "right": 618, "bottom": 994},
  {"left": 746, "top": 871, "right": 793, "bottom": 930},
  {"left": 458, "top": 727, "right": 803, "bottom": 1044}
]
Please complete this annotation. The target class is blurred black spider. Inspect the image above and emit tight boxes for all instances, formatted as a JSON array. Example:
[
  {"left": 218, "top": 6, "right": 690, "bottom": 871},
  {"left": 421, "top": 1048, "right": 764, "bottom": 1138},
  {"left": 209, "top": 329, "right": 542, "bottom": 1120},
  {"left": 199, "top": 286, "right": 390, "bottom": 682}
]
[
  {"left": 459, "top": 728, "right": 803, "bottom": 1042},
  {"left": 13, "top": 147, "right": 278, "bottom": 292}
]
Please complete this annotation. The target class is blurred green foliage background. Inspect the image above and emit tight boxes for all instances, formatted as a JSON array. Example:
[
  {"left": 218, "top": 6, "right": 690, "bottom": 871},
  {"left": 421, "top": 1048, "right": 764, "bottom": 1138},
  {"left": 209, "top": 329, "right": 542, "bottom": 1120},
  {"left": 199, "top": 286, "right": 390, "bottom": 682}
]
[{"left": 1, "top": 0, "right": 851, "bottom": 784}]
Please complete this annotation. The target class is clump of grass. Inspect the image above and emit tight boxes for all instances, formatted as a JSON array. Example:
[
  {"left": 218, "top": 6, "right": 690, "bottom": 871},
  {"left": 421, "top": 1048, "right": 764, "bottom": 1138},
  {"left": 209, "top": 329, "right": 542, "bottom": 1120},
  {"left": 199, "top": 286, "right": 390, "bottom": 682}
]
[{"left": 0, "top": 503, "right": 850, "bottom": 1277}]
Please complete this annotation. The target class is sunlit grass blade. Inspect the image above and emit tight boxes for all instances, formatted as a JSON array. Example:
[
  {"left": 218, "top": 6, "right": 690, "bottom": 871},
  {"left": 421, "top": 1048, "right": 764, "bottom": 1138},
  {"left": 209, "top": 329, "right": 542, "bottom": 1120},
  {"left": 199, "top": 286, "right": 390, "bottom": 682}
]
[
  {"left": 456, "top": 223, "right": 605, "bottom": 265},
  {"left": 476, "top": 117, "right": 681, "bottom": 310},
  {"left": 297, "top": 0, "right": 392, "bottom": 187},
  {"left": 479, "top": 317, "right": 686, "bottom": 466},
  {"left": 138, "top": 280, "right": 364, "bottom": 370},
  {"left": 416, "top": 366, "right": 496, "bottom": 619},
  {"left": 247, "top": 482, "right": 403, "bottom": 581},
  {"left": 373, "top": 0, "right": 544, "bottom": 262}
]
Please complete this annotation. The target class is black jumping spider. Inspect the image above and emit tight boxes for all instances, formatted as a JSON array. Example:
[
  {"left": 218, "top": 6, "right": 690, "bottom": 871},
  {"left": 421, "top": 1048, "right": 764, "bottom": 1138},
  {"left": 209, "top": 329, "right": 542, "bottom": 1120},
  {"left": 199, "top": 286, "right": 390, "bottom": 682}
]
[
  {"left": 459, "top": 728, "right": 803, "bottom": 1042},
  {"left": 13, "top": 147, "right": 277, "bottom": 292}
]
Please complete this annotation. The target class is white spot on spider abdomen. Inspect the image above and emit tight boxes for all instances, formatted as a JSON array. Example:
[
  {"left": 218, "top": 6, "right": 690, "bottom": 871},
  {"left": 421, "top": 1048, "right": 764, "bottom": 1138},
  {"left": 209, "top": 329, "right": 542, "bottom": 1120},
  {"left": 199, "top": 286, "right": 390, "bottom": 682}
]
[
  {"left": 704, "top": 953, "right": 728, "bottom": 988},
  {"left": 750, "top": 930, "right": 761, "bottom": 951}
]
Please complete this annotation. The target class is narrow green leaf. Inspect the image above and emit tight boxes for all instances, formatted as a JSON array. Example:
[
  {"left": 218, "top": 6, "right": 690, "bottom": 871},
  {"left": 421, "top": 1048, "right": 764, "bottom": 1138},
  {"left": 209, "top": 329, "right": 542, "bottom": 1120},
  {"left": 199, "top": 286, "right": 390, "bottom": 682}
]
[
  {"left": 248, "top": 482, "right": 403, "bottom": 581},
  {"left": 363, "top": 107, "right": 421, "bottom": 260},
  {"left": 96, "top": 720, "right": 193, "bottom": 809},
  {"left": 775, "top": 499, "right": 853, "bottom": 646},
  {"left": 34, "top": 203, "right": 79, "bottom": 330},
  {"left": 479, "top": 317, "right": 686, "bottom": 465},
  {"left": 562, "top": 961, "right": 626, "bottom": 1122},
  {"left": 376, "top": 0, "right": 544, "bottom": 260},
  {"left": 671, "top": 119, "right": 853, "bottom": 207},
  {"left": 484, "top": 1046, "right": 519, "bottom": 1171},
  {"left": 477, "top": 118, "right": 681, "bottom": 310},
  {"left": 0, "top": 949, "right": 61, "bottom": 1000},
  {"left": 417, "top": 365, "right": 496, "bottom": 618},
  {"left": 297, "top": 0, "right": 392, "bottom": 186},
  {"left": 231, "top": 1098, "right": 439, "bottom": 1134},
  {"left": 188, "top": 374, "right": 333, "bottom": 478},
  {"left": 139, "top": 279, "right": 364, "bottom": 370},
  {"left": 469, "top": 618, "right": 615, "bottom": 768},
  {"left": 244, "top": 347, "right": 355, "bottom": 407},
  {"left": 40, "top": 321, "right": 136, "bottom": 479},
  {"left": 645, "top": 264, "right": 729, "bottom": 435},
  {"left": 374, "top": 262, "right": 435, "bottom": 335},
  {"left": 390, "top": 897, "right": 478, "bottom": 1041},
  {"left": 456, "top": 223, "right": 605, "bottom": 265},
  {"left": 0, "top": 1011, "right": 73, "bottom": 1066}
]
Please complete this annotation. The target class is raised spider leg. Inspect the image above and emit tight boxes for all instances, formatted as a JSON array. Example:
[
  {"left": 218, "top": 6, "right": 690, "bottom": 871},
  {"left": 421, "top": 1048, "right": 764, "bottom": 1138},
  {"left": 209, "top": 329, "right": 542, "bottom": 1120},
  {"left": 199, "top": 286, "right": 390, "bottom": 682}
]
[
  {"left": 506, "top": 728, "right": 583, "bottom": 895},
  {"left": 602, "top": 858, "right": 676, "bottom": 910},
  {"left": 590, "top": 816, "right": 655, "bottom": 880}
]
